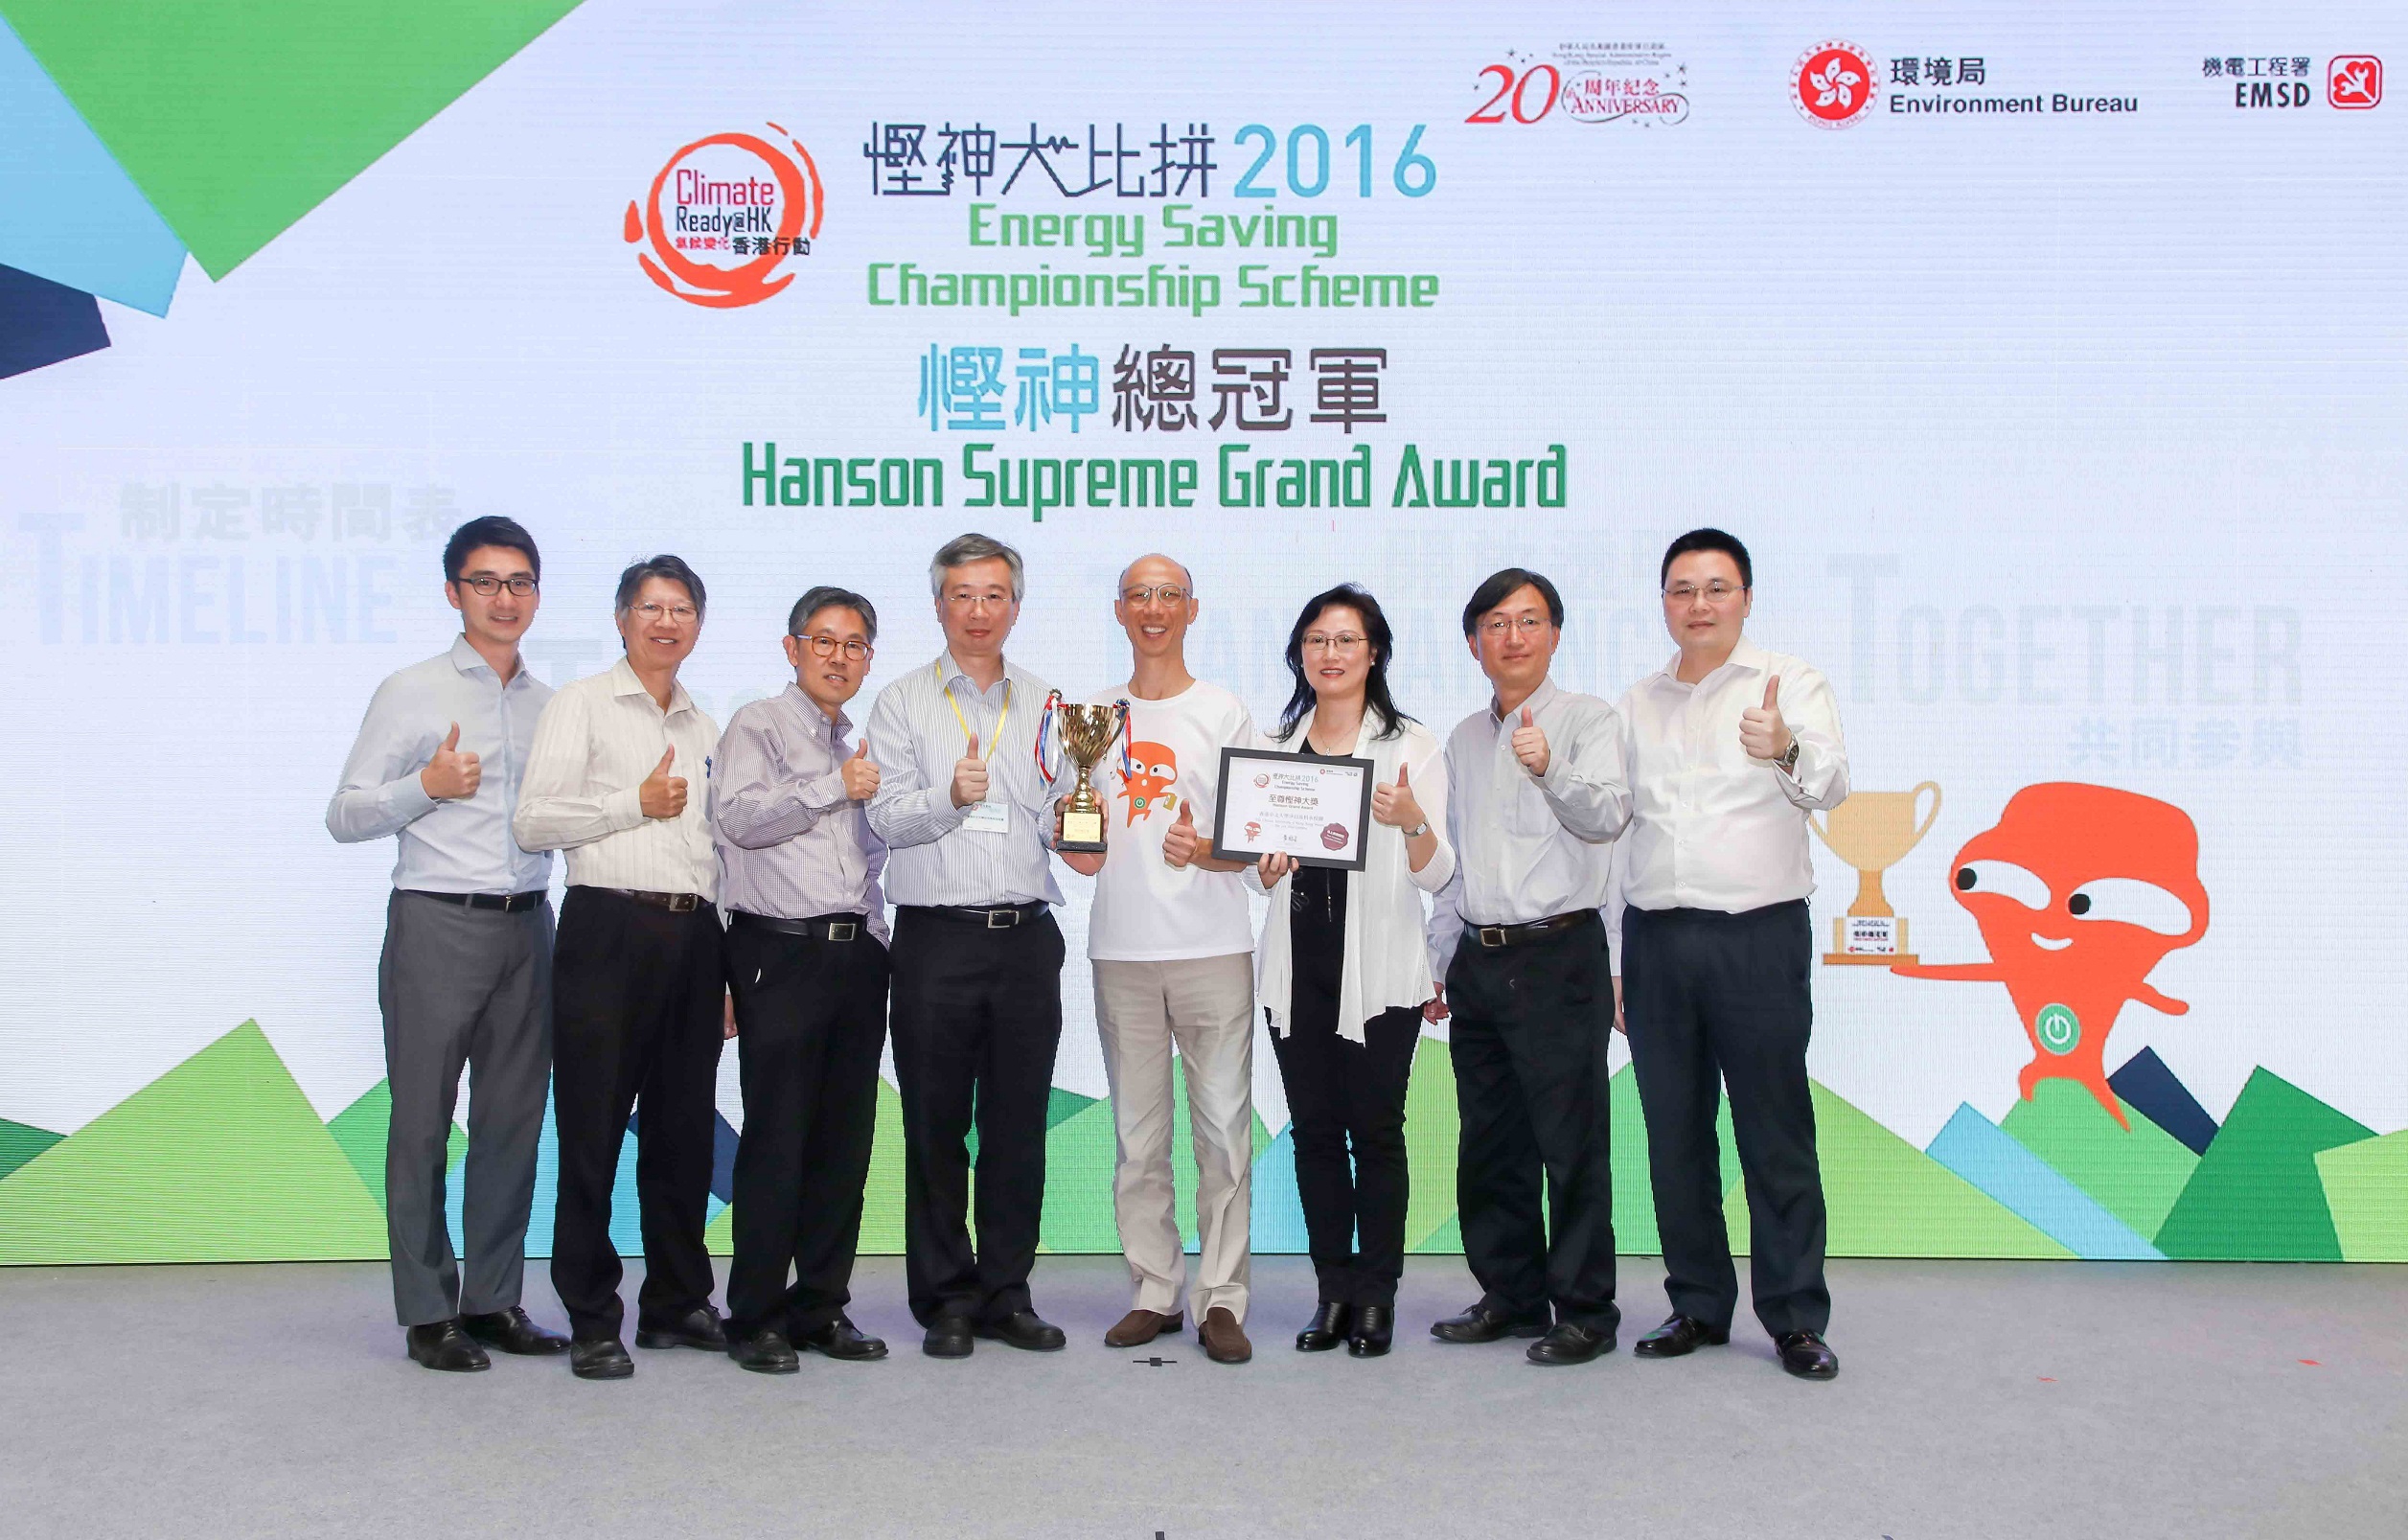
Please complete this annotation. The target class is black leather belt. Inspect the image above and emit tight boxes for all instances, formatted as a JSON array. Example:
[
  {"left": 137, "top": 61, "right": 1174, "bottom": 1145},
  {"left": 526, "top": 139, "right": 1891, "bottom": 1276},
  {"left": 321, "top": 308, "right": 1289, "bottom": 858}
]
[
  {"left": 599, "top": 887, "right": 706, "bottom": 913},
  {"left": 732, "top": 910, "right": 869, "bottom": 942},
  {"left": 411, "top": 889, "right": 546, "bottom": 913},
  {"left": 1467, "top": 909, "right": 1595, "bottom": 949},
  {"left": 912, "top": 901, "right": 1048, "bottom": 930}
]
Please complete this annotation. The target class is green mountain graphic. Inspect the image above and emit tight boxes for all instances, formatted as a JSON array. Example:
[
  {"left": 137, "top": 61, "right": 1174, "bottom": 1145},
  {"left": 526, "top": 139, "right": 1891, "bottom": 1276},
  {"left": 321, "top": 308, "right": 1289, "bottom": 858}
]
[
  {"left": 1402, "top": 1034, "right": 1460, "bottom": 1252},
  {"left": 0, "top": 1116, "right": 63, "bottom": 1182},
  {"left": 2317, "top": 1131, "right": 2408, "bottom": 1262},
  {"left": 0, "top": 1022, "right": 386, "bottom": 1263},
  {"left": 2156, "top": 1069, "right": 2374, "bottom": 1260},
  {"left": 2001, "top": 1079, "right": 2198, "bottom": 1239}
]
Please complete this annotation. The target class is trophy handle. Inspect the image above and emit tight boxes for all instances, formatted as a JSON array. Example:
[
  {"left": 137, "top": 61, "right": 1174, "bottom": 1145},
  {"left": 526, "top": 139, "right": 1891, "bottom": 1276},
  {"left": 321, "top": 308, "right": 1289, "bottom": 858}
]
[
  {"left": 1807, "top": 810, "right": 1833, "bottom": 849},
  {"left": 1909, "top": 781, "right": 1942, "bottom": 848}
]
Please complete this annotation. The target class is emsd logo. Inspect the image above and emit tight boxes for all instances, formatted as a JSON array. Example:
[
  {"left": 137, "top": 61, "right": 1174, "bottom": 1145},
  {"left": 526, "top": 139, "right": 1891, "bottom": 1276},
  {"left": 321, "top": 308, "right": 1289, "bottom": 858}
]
[{"left": 625, "top": 124, "right": 824, "bottom": 308}]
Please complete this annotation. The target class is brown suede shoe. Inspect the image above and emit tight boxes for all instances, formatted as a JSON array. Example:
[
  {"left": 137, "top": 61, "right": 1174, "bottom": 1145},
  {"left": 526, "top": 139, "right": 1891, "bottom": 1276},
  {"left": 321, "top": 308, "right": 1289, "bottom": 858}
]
[
  {"left": 1200, "top": 1306, "right": 1253, "bottom": 1365},
  {"left": 1104, "top": 1309, "right": 1182, "bottom": 1348}
]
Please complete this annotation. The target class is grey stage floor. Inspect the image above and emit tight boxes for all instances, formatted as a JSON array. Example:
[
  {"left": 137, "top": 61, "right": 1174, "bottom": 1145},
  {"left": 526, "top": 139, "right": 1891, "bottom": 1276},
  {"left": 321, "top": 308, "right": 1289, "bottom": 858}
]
[{"left": 0, "top": 1255, "right": 2400, "bottom": 1540}]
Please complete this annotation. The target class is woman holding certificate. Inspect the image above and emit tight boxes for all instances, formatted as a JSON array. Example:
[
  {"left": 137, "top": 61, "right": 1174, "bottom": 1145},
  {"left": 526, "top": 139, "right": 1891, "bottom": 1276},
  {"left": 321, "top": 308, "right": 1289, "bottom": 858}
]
[{"left": 1244, "top": 584, "right": 1454, "bottom": 1359}]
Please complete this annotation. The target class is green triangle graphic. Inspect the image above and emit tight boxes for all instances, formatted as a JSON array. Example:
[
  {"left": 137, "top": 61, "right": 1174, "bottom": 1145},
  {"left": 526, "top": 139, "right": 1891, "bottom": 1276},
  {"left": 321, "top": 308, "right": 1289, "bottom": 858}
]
[
  {"left": 0, "top": 1022, "right": 387, "bottom": 1262},
  {"left": 0, "top": 0, "right": 586, "bottom": 277},
  {"left": 324, "top": 1079, "right": 474, "bottom": 1208},
  {"left": 704, "top": 1195, "right": 734, "bottom": 1256},
  {"left": 1045, "top": 1086, "right": 1096, "bottom": 1130},
  {"left": 0, "top": 1116, "right": 63, "bottom": 1182},
  {"left": 1999, "top": 1078, "right": 2198, "bottom": 1239},
  {"left": 1412, "top": 1210, "right": 1463, "bottom": 1253},
  {"left": 857, "top": 1075, "right": 907, "bottom": 1254},
  {"left": 1731, "top": 1081, "right": 2069, "bottom": 1258},
  {"left": 2316, "top": 1130, "right": 2408, "bottom": 1262},
  {"left": 1037, "top": 1097, "right": 1121, "bottom": 1253},
  {"left": 2156, "top": 1069, "right": 2374, "bottom": 1260},
  {"left": 1402, "top": 1033, "right": 1460, "bottom": 1251}
]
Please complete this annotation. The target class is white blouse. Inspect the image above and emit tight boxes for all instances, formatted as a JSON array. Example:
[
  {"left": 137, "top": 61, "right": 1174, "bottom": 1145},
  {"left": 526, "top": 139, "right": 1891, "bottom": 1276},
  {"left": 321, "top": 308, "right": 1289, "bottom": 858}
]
[{"left": 1250, "top": 709, "right": 1456, "bottom": 1043}]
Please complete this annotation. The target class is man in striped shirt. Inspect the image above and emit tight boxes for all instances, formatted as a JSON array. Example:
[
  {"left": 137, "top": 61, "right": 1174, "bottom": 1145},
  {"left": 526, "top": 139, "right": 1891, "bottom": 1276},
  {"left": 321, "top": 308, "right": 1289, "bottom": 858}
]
[{"left": 865, "top": 533, "right": 1069, "bottom": 1358}]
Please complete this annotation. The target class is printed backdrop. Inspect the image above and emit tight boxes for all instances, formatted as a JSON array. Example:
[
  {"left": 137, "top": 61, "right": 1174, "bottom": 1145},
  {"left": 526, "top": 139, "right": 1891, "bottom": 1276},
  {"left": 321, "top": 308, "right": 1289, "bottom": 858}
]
[{"left": 4, "top": 1, "right": 2404, "bottom": 1266}]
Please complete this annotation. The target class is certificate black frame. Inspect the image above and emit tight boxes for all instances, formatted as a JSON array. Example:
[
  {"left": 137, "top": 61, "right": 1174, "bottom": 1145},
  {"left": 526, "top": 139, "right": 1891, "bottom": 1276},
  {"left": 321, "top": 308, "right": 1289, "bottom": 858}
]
[{"left": 1208, "top": 746, "right": 1376, "bottom": 872}]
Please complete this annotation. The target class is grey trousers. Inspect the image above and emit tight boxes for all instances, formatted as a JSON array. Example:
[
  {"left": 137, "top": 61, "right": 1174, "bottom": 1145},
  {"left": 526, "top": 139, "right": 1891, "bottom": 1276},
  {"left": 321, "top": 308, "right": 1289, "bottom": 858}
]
[{"left": 377, "top": 889, "right": 554, "bottom": 1327}]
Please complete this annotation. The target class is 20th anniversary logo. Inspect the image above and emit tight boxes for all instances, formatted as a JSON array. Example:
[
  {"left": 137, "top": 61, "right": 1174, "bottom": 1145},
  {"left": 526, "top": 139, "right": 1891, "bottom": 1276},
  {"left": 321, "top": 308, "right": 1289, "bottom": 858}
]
[{"left": 626, "top": 123, "right": 824, "bottom": 308}]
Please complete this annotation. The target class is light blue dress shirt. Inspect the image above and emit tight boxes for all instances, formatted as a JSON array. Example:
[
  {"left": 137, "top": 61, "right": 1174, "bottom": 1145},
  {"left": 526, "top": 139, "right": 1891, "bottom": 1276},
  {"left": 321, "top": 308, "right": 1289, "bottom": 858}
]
[{"left": 865, "top": 652, "right": 1063, "bottom": 908}]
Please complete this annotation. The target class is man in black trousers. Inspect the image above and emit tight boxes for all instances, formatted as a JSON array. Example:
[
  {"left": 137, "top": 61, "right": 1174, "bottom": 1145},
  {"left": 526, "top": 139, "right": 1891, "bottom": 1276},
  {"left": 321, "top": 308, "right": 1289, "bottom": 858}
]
[
  {"left": 864, "top": 533, "right": 1070, "bottom": 1357},
  {"left": 1425, "top": 568, "right": 1632, "bottom": 1365},
  {"left": 712, "top": 586, "right": 893, "bottom": 1372},
  {"left": 515, "top": 555, "right": 727, "bottom": 1380},
  {"left": 1611, "top": 529, "right": 1850, "bottom": 1380}
]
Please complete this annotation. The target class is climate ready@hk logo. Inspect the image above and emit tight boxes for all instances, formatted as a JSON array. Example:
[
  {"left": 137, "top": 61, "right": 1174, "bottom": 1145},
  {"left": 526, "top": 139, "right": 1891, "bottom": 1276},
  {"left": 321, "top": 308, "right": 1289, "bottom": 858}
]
[
  {"left": 1793, "top": 40, "right": 1879, "bottom": 127},
  {"left": 626, "top": 124, "right": 824, "bottom": 307}
]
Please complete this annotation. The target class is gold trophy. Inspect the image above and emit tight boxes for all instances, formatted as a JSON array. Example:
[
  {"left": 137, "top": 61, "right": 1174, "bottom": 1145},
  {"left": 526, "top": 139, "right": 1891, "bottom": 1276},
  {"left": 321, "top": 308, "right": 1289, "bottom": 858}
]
[
  {"left": 1809, "top": 782, "right": 1941, "bottom": 965},
  {"left": 1045, "top": 694, "right": 1128, "bottom": 854}
]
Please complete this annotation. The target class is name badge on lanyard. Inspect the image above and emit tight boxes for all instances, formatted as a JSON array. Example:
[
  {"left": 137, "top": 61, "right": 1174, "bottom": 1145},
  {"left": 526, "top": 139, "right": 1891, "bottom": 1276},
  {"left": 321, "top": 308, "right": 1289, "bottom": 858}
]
[{"left": 962, "top": 799, "right": 1010, "bottom": 835}]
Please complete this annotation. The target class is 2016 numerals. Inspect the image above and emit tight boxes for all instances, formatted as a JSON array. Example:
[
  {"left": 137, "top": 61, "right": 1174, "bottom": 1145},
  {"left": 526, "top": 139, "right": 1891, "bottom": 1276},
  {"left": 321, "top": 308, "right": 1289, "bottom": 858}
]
[{"left": 1231, "top": 125, "right": 1434, "bottom": 198}]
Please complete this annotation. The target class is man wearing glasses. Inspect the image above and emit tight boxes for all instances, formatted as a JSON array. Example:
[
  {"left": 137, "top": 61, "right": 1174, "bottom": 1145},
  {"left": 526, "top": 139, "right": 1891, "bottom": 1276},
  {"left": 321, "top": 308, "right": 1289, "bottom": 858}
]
[
  {"left": 1054, "top": 555, "right": 1260, "bottom": 1365},
  {"left": 1610, "top": 529, "right": 1850, "bottom": 1381},
  {"left": 329, "top": 517, "right": 569, "bottom": 1371},
  {"left": 1424, "top": 567, "right": 1632, "bottom": 1366},
  {"left": 516, "top": 555, "right": 727, "bottom": 1380},
  {"left": 712, "top": 587, "right": 892, "bottom": 1373},
  {"left": 864, "top": 533, "right": 1069, "bottom": 1358}
]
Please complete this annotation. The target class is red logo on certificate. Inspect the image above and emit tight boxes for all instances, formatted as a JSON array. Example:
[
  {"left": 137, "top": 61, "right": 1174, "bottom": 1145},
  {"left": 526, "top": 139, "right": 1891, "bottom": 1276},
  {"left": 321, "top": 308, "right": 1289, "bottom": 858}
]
[
  {"left": 1793, "top": 41, "right": 1878, "bottom": 127},
  {"left": 1320, "top": 823, "right": 1350, "bottom": 851},
  {"left": 2329, "top": 56, "right": 2382, "bottom": 109}
]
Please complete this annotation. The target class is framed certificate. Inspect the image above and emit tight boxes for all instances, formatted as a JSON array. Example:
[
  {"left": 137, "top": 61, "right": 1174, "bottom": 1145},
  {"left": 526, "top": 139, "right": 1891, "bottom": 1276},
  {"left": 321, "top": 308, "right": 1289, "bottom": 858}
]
[{"left": 1210, "top": 746, "right": 1376, "bottom": 872}]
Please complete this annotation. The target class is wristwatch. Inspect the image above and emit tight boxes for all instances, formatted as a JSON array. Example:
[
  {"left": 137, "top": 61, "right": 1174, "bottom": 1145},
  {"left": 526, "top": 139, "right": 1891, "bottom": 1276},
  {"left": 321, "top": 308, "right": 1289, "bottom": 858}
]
[
  {"left": 1774, "top": 741, "right": 1800, "bottom": 774},
  {"left": 1403, "top": 820, "right": 1429, "bottom": 838}
]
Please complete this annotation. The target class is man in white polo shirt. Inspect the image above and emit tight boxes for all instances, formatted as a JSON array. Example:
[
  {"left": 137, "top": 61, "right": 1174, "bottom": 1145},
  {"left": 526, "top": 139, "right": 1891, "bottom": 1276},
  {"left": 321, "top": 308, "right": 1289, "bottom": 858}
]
[{"left": 1056, "top": 554, "right": 1258, "bottom": 1366}]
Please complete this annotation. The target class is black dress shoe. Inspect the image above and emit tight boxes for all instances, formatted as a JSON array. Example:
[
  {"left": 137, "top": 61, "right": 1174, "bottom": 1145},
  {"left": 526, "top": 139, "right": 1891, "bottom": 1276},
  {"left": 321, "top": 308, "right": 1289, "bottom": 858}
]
[
  {"left": 634, "top": 1305, "right": 726, "bottom": 1352},
  {"left": 461, "top": 1306, "right": 568, "bottom": 1356},
  {"left": 1526, "top": 1321, "right": 1615, "bottom": 1366},
  {"left": 1346, "top": 1303, "right": 1394, "bottom": 1358},
  {"left": 1295, "top": 1301, "right": 1350, "bottom": 1352},
  {"left": 1777, "top": 1329, "right": 1839, "bottom": 1380},
  {"left": 1634, "top": 1313, "right": 1731, "bottom": 1359},
  {"left": 726, "top": 1329, "right": 800, "bottom": 1374},
  {"left": 1430, "top": 1300, "right": 1550, "bottom": 1345},
  {"left": 405, "top": 1319, "right": 491, "bottom": 1373},
  {"left": 975, "top": 1310, "right": 1067, "bottom": 1352},
  {"left": 796, "top": 1316, "right": 888, "bottom": 1362},
  {"left": 568, "top": 1337, "right": 633, "bottom": 1380},
  {"left": 922, "top": 1315, "right": 975, "bottom": 1359}
]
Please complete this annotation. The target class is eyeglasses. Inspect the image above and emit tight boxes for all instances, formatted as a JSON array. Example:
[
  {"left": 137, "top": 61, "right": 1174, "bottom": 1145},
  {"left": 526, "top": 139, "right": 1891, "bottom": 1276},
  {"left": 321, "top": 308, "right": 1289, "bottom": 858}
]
[
  {"left": 1301, "top": 632, "right": 1369, "bottom": 654},
  {"left": 794, "top": 632, "right": 873, "bottom": 661},
  {"left": 944, "top": 590, "right": 1012, "bottom": 611},
  {"left": 458, "top": 575, "right": 538, "bottom": 597},
  {"left": 1120, "top": 584, "right": 1190, "bottom": 607},
  {"left": 1663, "top": 581, "right": 1747, "bottom": 606},
  {"left": 631, "top": 601, "right": 699, "bottom": 625},
  {"left": 1479, "top": 614, "right": 1551, "bottom": 639}
]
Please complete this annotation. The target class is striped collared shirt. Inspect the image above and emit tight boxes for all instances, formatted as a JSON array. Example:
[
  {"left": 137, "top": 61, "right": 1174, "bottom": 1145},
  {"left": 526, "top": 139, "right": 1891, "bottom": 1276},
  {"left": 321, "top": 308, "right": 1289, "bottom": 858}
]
[
  {"left": 864, "top": 651, "right": 1062, "bottom": 908},
  {"left": 513, "top": 656, "right": 721, "bottom": 898}
]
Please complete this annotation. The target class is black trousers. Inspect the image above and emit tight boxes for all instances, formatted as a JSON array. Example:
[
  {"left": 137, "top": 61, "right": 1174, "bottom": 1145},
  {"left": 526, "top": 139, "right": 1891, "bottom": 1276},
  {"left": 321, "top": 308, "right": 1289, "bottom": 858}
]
[
  {"left": 724, "top": 915, "right": 890, "bottom": 1341},
  {"left": 1622, "top": 900, "right": 1829, "bottom": 1338},
  {"left": 888, "top": 906, "right": 1065, "bottom": 1326},
  {"left": 1445, "top": 911, "right": 1619, "bottom": 1333},
  {"left": 548, "top": 886, "right": 725, "bottom": 1343}
]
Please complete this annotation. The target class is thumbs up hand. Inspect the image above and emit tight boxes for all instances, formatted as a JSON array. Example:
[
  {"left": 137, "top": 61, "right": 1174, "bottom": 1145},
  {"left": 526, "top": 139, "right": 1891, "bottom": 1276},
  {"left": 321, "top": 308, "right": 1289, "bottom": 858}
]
[
  {"left": 840, "top": 735, "right": 881, "bottom": 801},
  {"left": 1161, "top": 799, "right": 1201, "bottom": 868},
  {"left": 1371, "top": 759, "right": 1427, "bottom": 832},
  {"left": 1510, "top": 702, "right": 1550, "bottom": 777},
  {"left": 421, "top": 723, "right": 483, "bottom": 801},
  {"left": 1739, "top": 674, "right": 1794, "bottom": 764},
  {"left": 951, "top": 733, "right": 989, "bottom": 809},
  {"left": 639, "top": 744, "right": 688, "bottom": 819}
]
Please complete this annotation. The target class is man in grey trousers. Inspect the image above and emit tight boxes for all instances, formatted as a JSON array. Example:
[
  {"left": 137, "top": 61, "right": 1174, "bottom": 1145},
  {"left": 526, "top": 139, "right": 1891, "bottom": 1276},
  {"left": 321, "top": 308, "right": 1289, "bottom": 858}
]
[{"left": 328, "top": 516, "right": 569, "bottom": 1370}]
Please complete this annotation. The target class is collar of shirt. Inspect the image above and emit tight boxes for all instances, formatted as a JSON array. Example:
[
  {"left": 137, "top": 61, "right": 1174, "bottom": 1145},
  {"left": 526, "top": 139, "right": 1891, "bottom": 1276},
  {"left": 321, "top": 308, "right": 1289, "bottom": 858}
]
[
  {"left": 938, "top": 650, "right": 1022, "bottom": 703},
  {"left": 780, "top": 680, "right": 853, "bottom": 740},
  {"left": 1647, "top": 633, "right": 1771, "bottom": 697},
  {"left": 1488, "top": 675, "right": 1562, "bottom": 734},
  {"left": 449, "top": 633, "right": 542, "bottom": 694},
  {"left": 608, "top": 654, "right": 699, "bottom": 719}
]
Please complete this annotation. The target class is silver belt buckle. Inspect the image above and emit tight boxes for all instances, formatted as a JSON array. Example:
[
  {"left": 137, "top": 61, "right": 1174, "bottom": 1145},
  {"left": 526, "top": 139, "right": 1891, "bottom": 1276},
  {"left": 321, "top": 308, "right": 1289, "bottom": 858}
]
[
  {"left": 1479, "top": 926, "right": 1508, "bottom": 948},
  {"left": 828, "top": 920, "right": 858, "bottom": 941},
  {"left": 670, "top": 893, "right": 699, "bottom": 913},
  {"left": 986, "top": 908, "right": 1021, "bottom": 930}
]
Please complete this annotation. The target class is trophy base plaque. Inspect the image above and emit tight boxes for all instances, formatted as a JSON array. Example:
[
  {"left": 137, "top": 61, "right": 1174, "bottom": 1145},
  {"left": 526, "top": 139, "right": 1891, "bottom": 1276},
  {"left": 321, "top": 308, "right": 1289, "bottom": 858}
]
[
  {"left": 1824, "top": 915, "right": 1915, "bottom": 966},
  {"left": 1058, "top": 804, "right": 1107, "bottom": 854}
]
